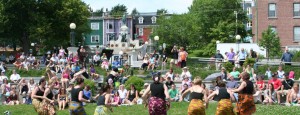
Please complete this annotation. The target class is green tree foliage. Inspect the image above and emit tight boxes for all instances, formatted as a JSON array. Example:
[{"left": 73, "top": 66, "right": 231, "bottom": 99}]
[
  {"left": 124, "top": 76, "right": 144, "bottom": 91},
  {"left": 131, "top": 8, "right": 139, "bottom": 16},
  {"left": 0, "top": 0, "right": 90, "bottom": 53},
  {"left": 154, "top": 0, "right": 247, "bottom": 56},
  {"left": 157, "top": 8, "right": 168, "bottom": 15},
  {"left": 93, "top": 8, "right": 104, "bottom": 17},
  {"left": 259, "top": 26, "right": 281, "bottom": 59},
  {"left": 110, "top": 4, "right": 127, "bottom": 17}
]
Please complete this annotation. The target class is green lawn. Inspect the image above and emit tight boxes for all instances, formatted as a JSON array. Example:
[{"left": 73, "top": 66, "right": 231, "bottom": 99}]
[{"left": 0, "top": 102, "right": 299, "bottom": 115}]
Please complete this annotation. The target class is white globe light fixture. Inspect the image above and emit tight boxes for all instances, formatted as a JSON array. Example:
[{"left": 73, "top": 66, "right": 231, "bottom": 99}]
[
  {"left": 69, "top": 23, "right": 76, "bottom": 29},
  {"left": 154, "top": 36, "right": 159, "bottom": 41},
  {"left": 119, "top": 51, "right": 124, "bottom": 55},
  {"left": 145, "top": 41, "right": 149, "bottom": 45},
  {"left": 235, "top": 35, "right": 241, "bottom": 41},
  {"left": 31, "top": 43, "right": 35, "bottom": 46},
  {"left": 216, "top": 40, "right": 220, "bottom": 44}
]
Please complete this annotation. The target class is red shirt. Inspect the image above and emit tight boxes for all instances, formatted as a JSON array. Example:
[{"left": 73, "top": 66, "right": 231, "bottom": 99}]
[
  {"left": 268, "top": 79, "right": 282, "bottom": 90},
  {"left": 256, "top": 81, "right": 264, "bottom": 90}
]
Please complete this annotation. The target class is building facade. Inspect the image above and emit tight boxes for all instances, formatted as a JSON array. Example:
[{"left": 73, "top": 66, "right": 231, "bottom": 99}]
[
  {"left": 252, "top": 0, "right": 300, "bottom": 47},
  {"left": 84, "top": 17, "right": 104, "bottom": 48},
  {"left": 133, "top": 12, "right": 158, "bottom": 42}
]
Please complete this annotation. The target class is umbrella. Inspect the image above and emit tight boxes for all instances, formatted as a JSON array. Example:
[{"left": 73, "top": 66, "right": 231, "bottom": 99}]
[{"left": 204, "top": 72, "right": 222, "bottom": 81}]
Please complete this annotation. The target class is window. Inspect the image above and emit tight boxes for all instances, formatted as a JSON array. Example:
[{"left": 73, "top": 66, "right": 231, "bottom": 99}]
[
  {"left": 247, "top": 21, "right": 252, "bottom": 28},
  {"left": 91, "top": 23, "right": 99, "bottom": 30},
  {"left": 91, "top": 35, "right": 99, "bottom": 43},
  {"left": 139, "top": 28, "right": 143, "bottom": 36},
  {"left": 268, "top": 3, "right": 276, "bottom": 17},
  {"left": 294, "top": 27, "right": 300, "bottom": 41},
  {"left": 138, "top": 17, "right": 144, "bottom": 24},
  {"left": 294, "top": 3, "right": 300, "bottom": 17},
  {"left": 151, "top": 16, "right": 157, "bottom": 23},
  {"left": 247, "top": 7, "right": 252, "bottom": 15},
  {"left": 270, "top": 26, "right": 277, "bottom": 33},
  {"left": 106, "top": 23, "right": 113, "bottom": 30}
]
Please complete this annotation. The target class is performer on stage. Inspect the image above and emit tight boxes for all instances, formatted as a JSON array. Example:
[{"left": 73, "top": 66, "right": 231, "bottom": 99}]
[
  {"left": 231, "top": 72, "right": 256, "bottom": 115},
  {"left": 42, "top": 79, "right": 56, "bottom": 115},
  {"left": 206, "top": 81, "right": 234, "bottom": 115},
  {"left": 31, "top": 78, "right": 46, "bottom": 114},
  {"left": 93, "top": 84, "right": 118, "bottom": 115},
  {"left": 142, "top": 73, "right": 170, "bottom": 115},
  {"left": 180, "top": 77, "right": 208, "bottom": 115},
  {"left": 69, "top": 78, "right": 90, "bottom": 115}
]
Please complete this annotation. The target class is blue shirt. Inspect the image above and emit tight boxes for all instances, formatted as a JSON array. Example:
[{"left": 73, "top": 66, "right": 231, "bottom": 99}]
[
  {"left": 238, "top": 51, "right": 247, "bottom": 59},
  {"left": 83, "top": 89, "right": 91, "bottom": 99},
  {"left": 112, "top": 61, "right": 120, "bottom": 68},
  {"left": 281, "top": 52, "right": 293, "bottom": 62}
]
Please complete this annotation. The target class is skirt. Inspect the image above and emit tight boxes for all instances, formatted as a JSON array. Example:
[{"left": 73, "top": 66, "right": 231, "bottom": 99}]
[
  {"left": 148, "top": 97, "right": 167, "bottom": 115},
  {"left": 69, "top": 101, "right": 86, "bottom": 115},
  {"left": 94, "top": 105, "right": 110, "bottom": 115},
  {"left": 42, "top": 101, "right": 56, "bottom": 115},
  {"left": 32, "top": 99, "right": 44, "bottom": 114},
  {"left": 188, "top": 99, "right": 205, "bottom": 115},
  {"left": 236, "top": 94, "right": 256, "bottom": 115},
  {"left": 216, "top": 99, "right": 234, "bottom": 115}
]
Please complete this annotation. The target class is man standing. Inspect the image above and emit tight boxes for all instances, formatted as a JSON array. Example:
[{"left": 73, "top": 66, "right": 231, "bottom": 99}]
[
  {"left": 249, "top": 48, "right": 258, "bottom": 69},
  {"left": 170, "top": 45, "right": 179, "bottom": 68},
  {"left": 214, "top": 50, "right": 224, "bottom": 71},
  {"left": 238, "top": 48, "right": 247, "bottom": 67},
  {"left": 277, "top": 73, "right": 294, "bottom": 104},
  {"left": 226, "top": 48, "right": 235, "bottom": 65},
  {"left": 281, "top": 49, "right": 293, "bottom": 65},
  {"left": 178, "top": 47, "right": 188, "bottom": 68}
]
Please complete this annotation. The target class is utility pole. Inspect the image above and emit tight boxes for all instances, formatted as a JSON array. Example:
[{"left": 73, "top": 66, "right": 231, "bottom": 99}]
[{"left": 234, "top": 11, "right": 238, "bottom": 36}]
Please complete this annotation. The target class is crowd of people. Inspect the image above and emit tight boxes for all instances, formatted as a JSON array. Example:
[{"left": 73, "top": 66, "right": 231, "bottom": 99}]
[{"left": 0, "top": 44, "right": 299, "bottom": 115}]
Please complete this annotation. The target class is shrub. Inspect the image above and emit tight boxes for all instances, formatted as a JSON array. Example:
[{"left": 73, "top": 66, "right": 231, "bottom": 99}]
[
  {"left": 224, "top": 62, "right": 234, "bottom": 72},
  {"left": 84, "top": 79, "right": 96, "bottom": 94},
  {"left": 124, "top": 76, "right": 144, "bottom": 91},
  {"left": 243, "top": 58, "right": 256, "bottom": 67}
]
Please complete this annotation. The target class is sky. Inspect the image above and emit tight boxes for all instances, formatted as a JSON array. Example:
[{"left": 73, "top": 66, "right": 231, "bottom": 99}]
[{"left": 82, "top": 0, "right": 193, "bottom": 14}]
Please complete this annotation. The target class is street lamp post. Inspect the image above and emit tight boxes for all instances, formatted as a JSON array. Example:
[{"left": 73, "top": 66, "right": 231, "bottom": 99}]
[
  {"left": 234, "top": 11, "right": 238, "bottom": 35},
  {"left": 70, "top": 23, "right": 76, "bottom": 47},
  {"left": 236, "top": 35, "right": 241, "bottom": 51},
  {"left": 154, "top": 36, "right": 159, "bottom": 51}
]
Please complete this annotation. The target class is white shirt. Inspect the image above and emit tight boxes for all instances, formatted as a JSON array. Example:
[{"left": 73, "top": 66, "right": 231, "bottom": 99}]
[
  {"left": 93, "top": 55, "right": 100, "bottom": 61},
  {"left": 10, "top": 73, "right": 21, "bottom": 82},
  {"left": 277, "top": 70, "right": 285, "bottom": 79},
  {"left": 22, "top": 61, "right": 30, "bottom": 67},
  {"left": 118, "top": 89, "right": 128, "bottom": 99},
  {"left": 50, "top": 57, "right": 58, "bottom": 63},
  {"left": 27, "top": 56, "right": 36, "bottom": 63},
  {"left": 180, "top": 71, "right": 192, "bottom": 81}
]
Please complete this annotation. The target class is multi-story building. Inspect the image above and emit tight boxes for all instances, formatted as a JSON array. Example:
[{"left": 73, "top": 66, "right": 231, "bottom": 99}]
[
  {"left": 252, "top": 0, "right": 300, "bottom": 47},
  {"left": 133, "top": 12, "right": 158, "bottom": 42},
  {"left": 84, "top": 16, "right": 104, "bottom": 48}
]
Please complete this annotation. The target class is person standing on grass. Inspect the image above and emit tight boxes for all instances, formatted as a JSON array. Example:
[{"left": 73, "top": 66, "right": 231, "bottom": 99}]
[
  {"left": 214, "top": 50, "right": 224, "bottom": 71},
  {"left": 42, "top": 79, "right": 56, "bottom": 115},
  {"left": 231, "top": 72, "right": 256, "bottom": 115},
  {"left": 142, "top": 73, "right": 170, "bottom": 115},
  {"left": 69, "top": 77, "right": 90, "bottom": 115},
  {"left": 93, "top": 84, "right": 117, "bottom": 115},
  {"left": 170, "top": 45, "right": 179, "bottom": 68},
  {"left": 180, "top": 77, "right": 208, "bottom": 115},
  {"left": 178, "top": 47, "right": 188, "bottom": 68},
  {"left": 31, "top": 78, "right": 46, "bottom": 114},
  {"left": 206, "top": 81, "right": 235, "bottom": 115}
]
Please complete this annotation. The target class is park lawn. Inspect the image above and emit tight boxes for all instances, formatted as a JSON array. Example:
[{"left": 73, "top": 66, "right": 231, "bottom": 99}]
[{"left": 0, "top": 102, "right": 299, "bottom": 115}]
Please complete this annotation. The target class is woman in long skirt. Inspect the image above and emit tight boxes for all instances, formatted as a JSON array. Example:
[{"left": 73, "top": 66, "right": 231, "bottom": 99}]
[
  {"left": 206, "top": 81, "right": 234, "bottom": 115},
  {"left": 31, "top": 78, "right": 47, "bottom": 114},
  {"left": 42, "top": 79, "right": 56, "bottom": 115},
  {"left": 142, "top": 73, "right": 170, "bottom": 115},
  {"left": 231, "top": 72, "right": 256, "bottom": 115},
  {"left": 180, "top": 77, "right": 208, "bottom": 115},
  {"left": 69, "top": 77, "right": 90, "bottom": 115},
  {"left": 93, "top": 84, "right": 117, "bottom": 115}
]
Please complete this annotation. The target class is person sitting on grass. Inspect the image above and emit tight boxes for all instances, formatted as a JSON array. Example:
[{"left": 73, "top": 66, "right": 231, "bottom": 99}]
[
  {"left": 93, "top": 84, "right": 118, "bottom": 114},
  {"left": 101, "top": 58, "right": 109, "bottom": 71},
  {"left": 111, "top": 59, "right": 120, "bottom": 69},
  {"left": 13, "top": 59, "right": 22, "bottom": 70},
  {"left": 277, "top": 73, "right": 294, "bottom": 104},
  {"left": 286, "top": 83, "right": 300, "bottom": 106},
  {"left": 147, "top": 55, "right": 156, "bottom": 71},
  {"left": 112, "top": 91, "right": 121, "bottom": 105},
  {"left": 120, "top": 63, "right": 133, "bottom": 84},
  {"left": 263, "top": 83, "right": 276, "bottom": 105},
  {"left": 58, "top": 87, "right": 67, "bottom": 110},
  {"left": 124, "top": 84, "right": 139, "bottom": 105},
  {"left": 141, "top": 56, "right": 149, "bottom": 70},
  {"left": 10, "top": 70, "right": 21, "bottom": 83},
  {"left": 253, "top": 75, "right": 265, "bottom": 103},
  {"left": 169, "top": 84, "right": 179, "bottom": 102},
  {"left": 165, "top": 77, "right": 175, "bottom": 89},
  {"left": 7, "top": 85, "right": 19, "bottom": 105},
  {"left": 83, "top": 86, "right": 92, "bottom": 105},
  {"left": 18, "top": 78, "right": 29, "bottom": 104}
]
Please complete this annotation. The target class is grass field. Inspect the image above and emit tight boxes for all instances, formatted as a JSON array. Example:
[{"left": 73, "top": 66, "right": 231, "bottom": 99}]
[{"left": 0, "top": 102, "right": 299, "bottom": 115}]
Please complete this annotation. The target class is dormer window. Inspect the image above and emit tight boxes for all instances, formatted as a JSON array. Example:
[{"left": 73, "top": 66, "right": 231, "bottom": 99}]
[
  {"left": 151, "top": 16, "right": 157, "bottom": 24},
  {"left": 138, "top": 16, "right": 144, "bottom": 24}
]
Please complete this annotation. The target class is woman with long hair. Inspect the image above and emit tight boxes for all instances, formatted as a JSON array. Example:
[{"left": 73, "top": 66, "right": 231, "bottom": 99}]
[
  {"left": 206, "top": 81, "right": 234, "bottom": 115},
  {"left": 263, "top": 83, "right": 275, "bottom": 105},
  {"left": 124, "top": 84, "right": 139, "bottom": 105},
  {"left": 93, "top": 84, "right": 118, "bottom": 115},
  {"left": 69, "top": 77, "right": 90, "bottom": 115},
  {"left": 58, "top": 87, "right": 67, "bottom": 110},
  {"left": 61, "top": 68, "right": 70, "bottom": 88},
  {"left": 231, "top": 72, "right": 256, "bottom": 115},
  {"left": 180, "top": 77, "right": 208, "bottom": 115},
  {"left": 142, "top": 73, "right": 170, "bottom": 115},
  {"left": 31, "top": 78, "right": 47, "bottom": 114},
  {"left": 43, "top": 79, "right": 56, "bottom": 115}
]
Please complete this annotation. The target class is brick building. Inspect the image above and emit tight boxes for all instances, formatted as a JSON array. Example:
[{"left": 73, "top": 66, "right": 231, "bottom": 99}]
[
  {"left": 133, "top": 12, "right": 158, "bottom": 42},
  {"left": 252, "top": 0, "right": 300, "bottom": 47}
]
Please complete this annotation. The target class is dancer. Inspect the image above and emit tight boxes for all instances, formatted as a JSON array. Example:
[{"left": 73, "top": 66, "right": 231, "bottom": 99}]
[
  {"left": 206, "top": 81, "right": 234, "bottom": 115},
  {"left": 31, "top": 78, "right": 46, "bottom": 114},
  {"left": 231, "top": 72, "right": 256, "bottom": 115},
  {"left": 43, "top": 79, "right": 56, "bottom": 115},
  {"left": 69, "top": 77, "right": 90, "bottom": 115},
  {"left": 142, "top": 73, "right": 170, "bottom": 115},
  {"left": 180, "top": 77, "right": 208, "bottom": 115},
  {"left": 93, "top": 84, "right": 118, "bottom": 115}
]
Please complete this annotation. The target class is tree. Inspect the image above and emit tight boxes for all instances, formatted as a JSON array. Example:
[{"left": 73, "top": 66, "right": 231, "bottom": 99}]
[
  {"left": 131, "top": 8, "right": 139, "bottom": 16},
  {"left": 93, "top": 8, "right": 104, "bottom": 17},
  {"left": 110, "top": 4, "right": 127, "bottom": 17},
  {"left": 259, "top": 26, "right": 281, "bottom": 59},
  {"left": 157, "top": 8, "right": 168, "bottom": 15}
]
